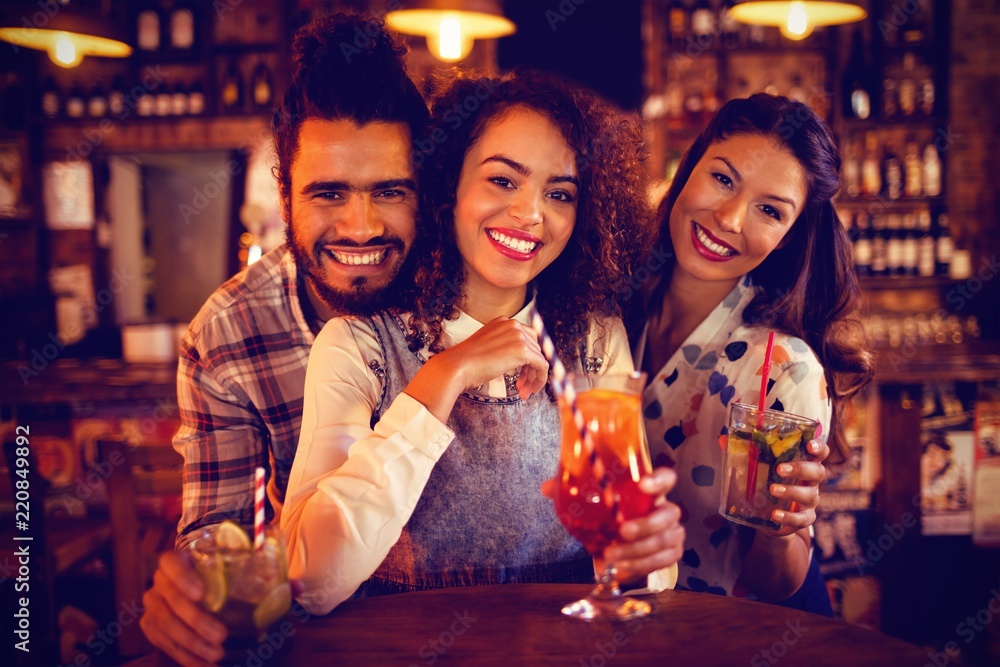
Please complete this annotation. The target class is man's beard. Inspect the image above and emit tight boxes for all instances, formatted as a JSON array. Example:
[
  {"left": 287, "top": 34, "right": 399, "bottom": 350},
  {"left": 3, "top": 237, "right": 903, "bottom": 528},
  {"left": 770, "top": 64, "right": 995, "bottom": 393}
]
[{"left": 286, "top": 226, "right": 412, "bottom": 317}]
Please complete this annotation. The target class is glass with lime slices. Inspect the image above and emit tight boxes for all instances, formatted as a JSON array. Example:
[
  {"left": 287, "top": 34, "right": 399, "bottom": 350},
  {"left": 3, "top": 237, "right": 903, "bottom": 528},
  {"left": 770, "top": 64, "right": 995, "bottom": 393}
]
[
  {"left": 186, "top": 521, "right": 292, "bottom": 657},
  {"left": 719, "top": 403, "right": 819, "bottom": 531}
]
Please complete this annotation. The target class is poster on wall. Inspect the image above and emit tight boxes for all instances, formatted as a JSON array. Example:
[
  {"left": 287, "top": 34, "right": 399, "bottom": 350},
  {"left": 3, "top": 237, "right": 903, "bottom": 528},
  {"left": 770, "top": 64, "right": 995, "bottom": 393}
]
[
  {"left": 43, "top": 160, "right": 95, "bottom": 230},
  {"left": 920, "top": 382, "right": 976, "bottom": 536},
  {"left": 973, "top": 387, "right": 1000, "bottom": 547}
]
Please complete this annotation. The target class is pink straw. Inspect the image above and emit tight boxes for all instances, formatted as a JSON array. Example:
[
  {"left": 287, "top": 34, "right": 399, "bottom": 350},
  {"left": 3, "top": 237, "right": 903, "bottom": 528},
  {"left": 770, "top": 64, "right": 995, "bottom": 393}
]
[
  {"left": 747, "top": 332, "right": 776, "bottom": 503},
  {"left": 528, "top": 305, "right": 602, "bottom": 478},
  {"left": 253, "top": 466, "right": 265, "bottom": 549}
]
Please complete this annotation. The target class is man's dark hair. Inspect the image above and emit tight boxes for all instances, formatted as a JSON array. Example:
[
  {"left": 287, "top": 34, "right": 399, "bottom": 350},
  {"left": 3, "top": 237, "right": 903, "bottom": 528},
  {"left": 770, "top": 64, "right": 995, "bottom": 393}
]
[{"left": 272, "top": 12, "right": 428, "bottom": 214}]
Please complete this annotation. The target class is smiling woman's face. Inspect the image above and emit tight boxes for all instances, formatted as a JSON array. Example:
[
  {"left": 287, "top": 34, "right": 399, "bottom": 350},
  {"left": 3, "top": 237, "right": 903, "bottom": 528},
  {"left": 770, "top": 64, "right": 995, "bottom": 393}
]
[
  {"left": 669, "top": 133, "right": 808, "bottom": 288},
  {"left": 452, "top": 105, "right": 578, "bottom": 308}
]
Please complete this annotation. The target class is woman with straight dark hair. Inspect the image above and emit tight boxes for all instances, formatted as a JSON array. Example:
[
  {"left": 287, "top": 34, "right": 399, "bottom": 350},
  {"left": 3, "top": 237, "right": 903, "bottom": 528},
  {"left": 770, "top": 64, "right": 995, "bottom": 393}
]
[{"left": 632, "top": 93, "right": 873, "bottom": 614}]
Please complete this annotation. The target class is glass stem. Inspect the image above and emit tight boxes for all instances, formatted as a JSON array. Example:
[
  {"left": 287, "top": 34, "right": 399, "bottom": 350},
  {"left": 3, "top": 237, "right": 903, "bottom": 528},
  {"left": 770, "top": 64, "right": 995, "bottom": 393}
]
[{"left": 591, "top": 555, "right": 623, "bottom": 601}]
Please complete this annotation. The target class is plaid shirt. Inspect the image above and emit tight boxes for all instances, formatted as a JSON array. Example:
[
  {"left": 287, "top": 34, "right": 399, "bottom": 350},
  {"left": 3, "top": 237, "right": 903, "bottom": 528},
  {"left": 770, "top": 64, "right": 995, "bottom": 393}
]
[{"left": 174, "top": 246, "right": 316, "bottom": 542}]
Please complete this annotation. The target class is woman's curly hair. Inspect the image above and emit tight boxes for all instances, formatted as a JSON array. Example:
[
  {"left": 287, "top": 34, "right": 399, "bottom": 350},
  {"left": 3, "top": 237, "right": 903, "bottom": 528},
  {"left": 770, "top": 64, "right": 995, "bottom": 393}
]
[{"left": 403, "top": 70, "right": 653, "bottom": 365}]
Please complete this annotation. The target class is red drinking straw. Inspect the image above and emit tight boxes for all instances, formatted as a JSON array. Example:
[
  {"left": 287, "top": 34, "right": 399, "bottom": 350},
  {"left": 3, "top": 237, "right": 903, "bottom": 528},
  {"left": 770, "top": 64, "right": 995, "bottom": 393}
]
[
  {"left": 253, "top": 466, "right": 265, "bottom": 549},
  {"left": 747, "top": 331, "right": 776, "bottom": 503}
]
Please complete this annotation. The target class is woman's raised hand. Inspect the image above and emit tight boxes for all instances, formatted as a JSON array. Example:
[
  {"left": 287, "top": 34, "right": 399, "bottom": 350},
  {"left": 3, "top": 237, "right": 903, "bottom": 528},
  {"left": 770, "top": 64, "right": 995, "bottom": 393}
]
[{"left": 439, "top": 317, "right": 549, "bottom": 400}]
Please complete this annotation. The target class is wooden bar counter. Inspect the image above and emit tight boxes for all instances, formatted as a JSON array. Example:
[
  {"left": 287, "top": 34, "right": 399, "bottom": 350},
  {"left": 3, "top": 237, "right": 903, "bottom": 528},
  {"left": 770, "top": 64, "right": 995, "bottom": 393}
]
[{"left": 130, "top": 584, "right": 928, "bottom": 666}]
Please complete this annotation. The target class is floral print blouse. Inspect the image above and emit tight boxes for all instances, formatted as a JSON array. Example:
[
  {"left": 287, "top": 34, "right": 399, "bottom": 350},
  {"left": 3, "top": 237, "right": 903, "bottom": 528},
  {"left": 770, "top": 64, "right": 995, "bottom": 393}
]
[{"left": 636, "top": 276, "right": 832, "bottom": 598}]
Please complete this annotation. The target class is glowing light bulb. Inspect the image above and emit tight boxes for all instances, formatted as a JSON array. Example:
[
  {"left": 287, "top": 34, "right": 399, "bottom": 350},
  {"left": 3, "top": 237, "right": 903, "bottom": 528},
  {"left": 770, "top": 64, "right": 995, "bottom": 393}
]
[
  {"left": 51, "top": 32, "right": 82, "bottom": 67},
  {"left": 437, "top": 16, "right": 463, "bottom": 61},
  {"left": 780, "top": 1, "right": 813, "bottom": 40}
]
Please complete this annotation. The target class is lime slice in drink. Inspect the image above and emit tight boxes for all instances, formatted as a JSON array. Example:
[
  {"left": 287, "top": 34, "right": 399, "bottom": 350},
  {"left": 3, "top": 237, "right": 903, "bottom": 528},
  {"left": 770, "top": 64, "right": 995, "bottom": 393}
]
[
  {"left": 770, "top": 431, "right": 801, "bottom": 459},
  {"left": 215, "top": 520, "right": 252, "bottom": 550},
  {"left": 253, "top": 582, "right": 291, "bottom": 630},
  {"left": 194, "top": 557, "right": 227, "bottom": 613}
]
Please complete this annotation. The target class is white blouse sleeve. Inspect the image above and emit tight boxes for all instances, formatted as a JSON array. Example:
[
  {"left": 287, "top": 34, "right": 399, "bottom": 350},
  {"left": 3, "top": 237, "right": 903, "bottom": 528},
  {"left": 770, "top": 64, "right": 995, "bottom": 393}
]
[
  {"left": 592, "top": 316, "right": 636, "bottom": 375},
  {"left": 764, "top": 336, "right": 833, "bottom": 444},
  {"left": 281, "top": 317, "right": 454, "bottom": 615}
]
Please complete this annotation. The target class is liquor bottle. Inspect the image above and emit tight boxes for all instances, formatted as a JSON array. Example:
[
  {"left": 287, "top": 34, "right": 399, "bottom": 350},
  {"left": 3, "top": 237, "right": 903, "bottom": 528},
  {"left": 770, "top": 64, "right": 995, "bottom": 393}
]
[
  {"left": 136, "top": 86, "right": 154, "bottom": 117},
  {"left": 172, "top": 82, "right": 188, "bottom": 116},
  {"left": 691, "top": 0, "right": 715, "bottom": 42},
  {"left": 156, "top": 83, "right": 172, "bottom": 116},
  {"left": 917, "top": 210, "right": 935, "bottom": 277},
  {"left": 251, "top": 59, "right": 273, "bottom": 110},
  {"left": 41, "top": 77, "right": 60, "bottom": 119},
  {"left": 188, "top": 80, "right": 205, "bottom": 115},
  {"left": 853, "top": 212, "right": 873, "bottom": 276},
  {"left": 871, "top": 213, "right": 888, "bottom": 276},
  {"left": 901, "top": 213, "right": 919, "bottom": 276},
  {"left": 220, "top": 58, "right": 243, "bottom": 113},
  {"left": 883, "top": 141, "right": 903, "bottom": 199},
  {"left": 904, "top": 141, "right": 923, "bottom": 198},
  {"left": 919, "top": 72, "right": 935, "bottom": 115},
  {"left": 935, "top": 213, "right": 953, "bottom": 276},
  {"left": 87, "top": 82, "right": 107, "bottom": 117},
  {"left": 108, "top": 75, "right": 126, "bottom": 117},
  {"left": 683, "top": 81, "right": 704, "bottom": 124},
  {"left": 66, "top": 81, "right": 85, "bottom": 118},
  {"left": 137, "top": 7, "right": 161, "bottom": 52},
  {"left": 861, "top": 132, "right": 881, "bottom": 197},
  {"left": 843, "top": 137, "right": 861, "bottom": 198},
  {"left": 720, "top": 0, "right": 741, "bottom": 49},
  {"left": 885, "top": 213, "right": 904, "bottom": 276},
  {"left": 842, "top": 29, "right": 873, "bottom": 120},
  {"left": 668, "top": 1, "right": 689, "bottom": 49},
  {"left": 898, "top": 53, "right": 918, "bottom": 116},
  {"left": 923, "top": 143, "right": 942, "bottom": 197},
  {"left": 883, "top": 75, "right": 898, "bottom": 118},
  {"left": 169, "top": 3, "right": 195, "bottom": 50}
]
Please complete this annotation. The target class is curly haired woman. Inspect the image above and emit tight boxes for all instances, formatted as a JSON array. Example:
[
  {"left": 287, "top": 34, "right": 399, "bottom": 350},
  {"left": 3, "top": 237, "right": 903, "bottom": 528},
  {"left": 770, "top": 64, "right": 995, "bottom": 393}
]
[
  {"left": 632, "top": 93, "right": 874, "bottom": 614},
  {"left": 282, "top": 71, "right": 684, "bottom": 615}
]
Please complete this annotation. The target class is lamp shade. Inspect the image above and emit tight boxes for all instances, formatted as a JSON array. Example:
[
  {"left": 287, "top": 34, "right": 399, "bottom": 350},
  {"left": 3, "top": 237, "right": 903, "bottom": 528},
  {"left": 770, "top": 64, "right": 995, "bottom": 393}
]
[
  {"left": 728, "top": 1, "right": 866, "bottom": 40},
  {"left": 0, "top": 2, "right": 131, "bottom": 67},
  {"left": 387, "top": 0, "right": 515, "bottom": 62}
]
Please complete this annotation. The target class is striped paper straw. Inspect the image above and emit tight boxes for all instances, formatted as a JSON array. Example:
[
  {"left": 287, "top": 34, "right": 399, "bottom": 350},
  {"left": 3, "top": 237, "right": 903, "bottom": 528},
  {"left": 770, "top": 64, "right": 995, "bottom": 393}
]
[
  {"left": 527, "top": 306, "right": 599, "bottom": 471},
  {"left": 253, "top": 466, "right": 265, "bottom": 549}
]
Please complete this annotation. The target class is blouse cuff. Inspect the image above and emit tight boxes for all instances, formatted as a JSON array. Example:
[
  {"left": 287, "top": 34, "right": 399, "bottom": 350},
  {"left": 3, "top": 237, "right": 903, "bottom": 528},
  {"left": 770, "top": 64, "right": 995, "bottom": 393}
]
[{"left": 375, "top": 392, "right": 455, "bottom": 460}]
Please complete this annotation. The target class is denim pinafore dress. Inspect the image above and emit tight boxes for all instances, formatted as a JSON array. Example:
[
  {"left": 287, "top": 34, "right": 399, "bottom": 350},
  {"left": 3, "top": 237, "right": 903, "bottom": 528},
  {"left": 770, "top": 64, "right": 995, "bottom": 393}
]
[{"left": 353, "top": 312, "right": 593, "bottom": 597}]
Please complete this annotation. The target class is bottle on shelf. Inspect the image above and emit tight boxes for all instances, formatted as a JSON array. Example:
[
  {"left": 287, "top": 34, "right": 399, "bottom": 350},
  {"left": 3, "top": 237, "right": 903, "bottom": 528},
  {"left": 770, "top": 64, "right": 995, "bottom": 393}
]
[
  {"left": 919, "top": 71, "right": 935, "bottom": 116},
  {"left": 861, "top": 132, "right": 882, "bottom": 197},
  {"left": 720, "top": 0, "right": 741, "bottom": 49},
  {"left": 883, "top": 141, "right": 903, "bottom": 200},
  {"left": 137, "top": 6, "right": 161, "bottom": 52},
  {"left": 843, "top": 137, "right": 861, "bottom": 198},
  {"left": 251, "top": 59, "right": 274, "bottom": 110},
  {"left": 917, "top": 210, "right": 935, "bottom": 277},
  {"left": 136, "top": 86, "right": 155, "bottom": 117},
  {"left": 66, "top": 81, "right": 85, "bottom": 119},
  {"left": 668, "top": 1, "right": 689, "bottom": 49},
  {"left": 886, "top": 213, "right": 904, "bottom": 276},
  {"left": 935, "top": 213, "right": 953, "bottom": 277},
  {"left": 923, "top": 143, "right": 942, "bottom": 197},
  {"left": 691, "top": 0, "right": 716, "bottom": 43},
  {"left": 41, "top": 77, "right": 60, "bottom": 119},
  {"left": 853, "top": 211, "right": 873, "bottom": 277},
  {"left": 156, "top": 83, "right": 172, "bottom": 117},
  {"left": 883, "top": 74, "right": 898, "bottom": 118},
  {"left": 842, "top": 29, "right": 873, "bottom": 121},
  {"left": 871, "top": 213, "right": 888, "bottom": 276},
  {"left": 169, "top": 3, "right": 196, "bottom": 50},
  {"left": 172, "top": 82, "right": 188, "bottom": 116},
  {"left": 188, "top": 80, "right": 205, "bottom": 115},
  {"left": 108, "top": 75, "right": 126, "bottom": 118},
  {"left": 904, "top": 141, "right": 923, "bottom": 198},
  {"left": 901, "top": 213, "right": 919, "bottom": 276},
  {"left": 898, "top": 52, "right": 918, "bottom": 116},
  {"left": 220, "top": 58, "right": 243, "bottom": 113},
  {"left": 87, "top": 82, "right": 107, "bottom": 118}
]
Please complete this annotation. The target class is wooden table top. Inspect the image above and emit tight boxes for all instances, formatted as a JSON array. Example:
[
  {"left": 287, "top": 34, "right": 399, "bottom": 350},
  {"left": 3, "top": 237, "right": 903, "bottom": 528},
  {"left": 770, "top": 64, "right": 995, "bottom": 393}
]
[{"left": 129, "top": 584, "right": 928, "bottom": 666}]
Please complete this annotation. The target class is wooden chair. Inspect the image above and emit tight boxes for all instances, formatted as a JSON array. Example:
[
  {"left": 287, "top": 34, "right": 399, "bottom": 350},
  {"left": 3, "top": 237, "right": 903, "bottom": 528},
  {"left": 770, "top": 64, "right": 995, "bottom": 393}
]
[
  {"left": 3, "top": 439, "right": 114, "bottom": 666},
  {"left": 97, "top": 437, "right": 183, "bottom": 659}
]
